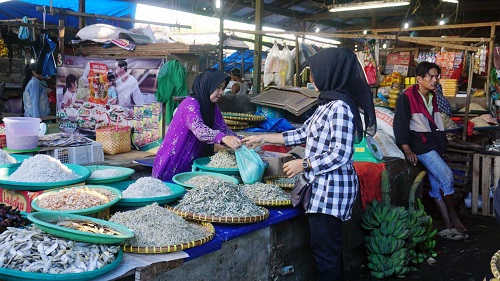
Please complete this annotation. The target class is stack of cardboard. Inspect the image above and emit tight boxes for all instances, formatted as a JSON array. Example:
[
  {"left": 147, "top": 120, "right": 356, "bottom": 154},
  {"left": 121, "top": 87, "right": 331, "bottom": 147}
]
[
  {"left": 251, "top": 86, "right": 319, "bottom": 116},
  {"left": 440, "top": 79, "right": 458, "bottom": 97}
]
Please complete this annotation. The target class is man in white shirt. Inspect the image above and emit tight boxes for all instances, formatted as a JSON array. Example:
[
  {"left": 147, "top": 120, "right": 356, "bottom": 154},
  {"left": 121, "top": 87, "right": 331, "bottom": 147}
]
[{"left": 113, "top": 60, "right": 144, "bottom": 109}]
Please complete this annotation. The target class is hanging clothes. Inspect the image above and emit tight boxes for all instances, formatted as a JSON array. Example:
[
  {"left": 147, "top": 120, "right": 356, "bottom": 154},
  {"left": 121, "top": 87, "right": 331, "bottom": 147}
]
[
  {"left": 35, "top": 30, "right": 57, "bottom": 77},
  {"left": 18, "top": 16, "right": 31, "bottom": 41},
  {"left": 155, "top": 60, "right": 187, "bottom": 124}
]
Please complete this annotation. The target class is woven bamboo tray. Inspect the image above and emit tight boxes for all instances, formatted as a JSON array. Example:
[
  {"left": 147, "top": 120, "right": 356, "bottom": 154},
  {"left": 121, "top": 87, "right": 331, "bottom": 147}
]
[
  {"left": 228, "top": 125, "right": 251, "bottom": 130},
  {"left": 222, "top": 112, "right": 266, "bottom": 122},
  {"left": 491, "top": 250, "right": 500, "bottom": 279},
  {"left": 122, "top": 221, "right": 215, "bottom": 254},
  {"left": 253, "top": 199, "right": 292, "bottom": 207},
  {"left": 166, "top": 206, "right": 269, "bottom": 224},
  {"left": 224, "top": 119, "right": 250, "bottom": 126},
  {"left": 263, "top": 175, "right": 296, "bottom": 189}
]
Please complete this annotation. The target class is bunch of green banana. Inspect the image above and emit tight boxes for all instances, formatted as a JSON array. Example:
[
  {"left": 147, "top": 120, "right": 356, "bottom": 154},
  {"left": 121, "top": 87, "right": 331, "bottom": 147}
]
[
  {"left": 363, "top": 201, "right": 411, "bottom": 279},
  {"left": 406, "top": 198, "right": 438, "bottom": 264}
]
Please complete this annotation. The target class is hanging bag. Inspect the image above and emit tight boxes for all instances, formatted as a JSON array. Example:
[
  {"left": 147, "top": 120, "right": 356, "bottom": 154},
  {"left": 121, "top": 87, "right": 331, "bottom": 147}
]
[{"left": 291, "top": 174, "right": 313, "bottom": 209}]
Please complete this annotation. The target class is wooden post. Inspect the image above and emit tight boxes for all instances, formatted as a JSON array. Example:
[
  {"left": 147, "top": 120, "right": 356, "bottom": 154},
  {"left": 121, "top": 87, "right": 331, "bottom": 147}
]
[
  {"left": 78, "top": 0, "right": 85, "bottom": 29},
  {"left": 486, "top": 25, "right": 496, "bottom": 109},
  {"left": 58, "top": 20, "right": 65, "bottom": 56},
  {"left": 462, "top": 55, "right": 475, "bottom": 141},
  {"left": 218, "top": 11, "right": 224, "bottom": 71},
  {"left": 252, "top": 0, "right": 263, "bottom": 94},
  {"left": 295, "top": 36, "right": 300, "bottom": 87}
]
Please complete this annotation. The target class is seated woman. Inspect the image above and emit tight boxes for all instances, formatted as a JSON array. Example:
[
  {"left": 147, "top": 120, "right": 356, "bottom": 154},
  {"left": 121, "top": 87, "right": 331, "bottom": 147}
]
[{"left": 152, "top": 68, "right": 242, "bottom": 181}]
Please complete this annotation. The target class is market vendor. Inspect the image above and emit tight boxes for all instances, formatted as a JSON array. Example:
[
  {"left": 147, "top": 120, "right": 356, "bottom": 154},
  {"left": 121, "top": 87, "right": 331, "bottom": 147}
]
[
  {"left": 152, "top": 68, "right": 242, "bottom": 181},
  {"left": 393, "top": 61, "right": 468, "bottom": 240},
  {"left": 23, "top": 62, "right": 50, "bottom": 118},
  {"left": 229, "top": 68, "right": 248, "bottom": 95},
  {"left": 243, "top": 47, "right": 376, "bottom": 281}
]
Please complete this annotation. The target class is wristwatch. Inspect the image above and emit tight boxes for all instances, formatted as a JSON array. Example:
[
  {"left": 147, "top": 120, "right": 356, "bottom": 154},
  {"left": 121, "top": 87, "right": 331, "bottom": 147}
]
[{"left": 302, "top": 158, "right": 311, "bottom": 170}]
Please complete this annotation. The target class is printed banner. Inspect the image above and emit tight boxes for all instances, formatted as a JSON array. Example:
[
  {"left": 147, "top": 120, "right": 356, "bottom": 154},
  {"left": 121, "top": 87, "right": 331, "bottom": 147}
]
[{"left": 56, "top": 56, "right": 163, "bottom": 149}]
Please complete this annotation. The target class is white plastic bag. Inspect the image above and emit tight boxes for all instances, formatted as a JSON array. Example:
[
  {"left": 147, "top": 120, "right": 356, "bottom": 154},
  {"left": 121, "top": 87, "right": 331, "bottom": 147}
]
[{"left": 264, "top": 43, "right": 281, "bottom": 87}]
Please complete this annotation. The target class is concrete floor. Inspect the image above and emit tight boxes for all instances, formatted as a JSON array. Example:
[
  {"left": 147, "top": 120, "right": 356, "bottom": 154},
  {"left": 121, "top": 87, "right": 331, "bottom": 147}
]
[{"left": 345, "top": 195, "right": 500, "bottom": 281}]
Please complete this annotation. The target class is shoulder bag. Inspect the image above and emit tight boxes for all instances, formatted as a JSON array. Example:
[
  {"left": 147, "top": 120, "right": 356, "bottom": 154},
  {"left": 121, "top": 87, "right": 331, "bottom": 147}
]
[{"left": 291, "top": 174, "right": 313, "bottom": 210}]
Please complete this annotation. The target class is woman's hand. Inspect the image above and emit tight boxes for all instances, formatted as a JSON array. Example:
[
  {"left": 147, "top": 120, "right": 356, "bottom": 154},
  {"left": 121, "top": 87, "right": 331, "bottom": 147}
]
[
  {"left": 222, "top": 136, "right": 242, "bottom": 150},
  {"left": 283, "top": 159, "right": 303, "bottom": 177},
  {"left": 242, "top": 135, "right": 266, "bottom": 148}
]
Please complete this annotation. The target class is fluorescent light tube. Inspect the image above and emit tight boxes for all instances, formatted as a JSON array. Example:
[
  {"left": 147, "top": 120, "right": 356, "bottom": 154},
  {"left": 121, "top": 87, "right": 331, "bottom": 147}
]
[
  {"left": 329, "top": 0, "right": 410, "bottom": 12},
  {"left": 441, "top": 0, "right": 458, "bottom": 3}
]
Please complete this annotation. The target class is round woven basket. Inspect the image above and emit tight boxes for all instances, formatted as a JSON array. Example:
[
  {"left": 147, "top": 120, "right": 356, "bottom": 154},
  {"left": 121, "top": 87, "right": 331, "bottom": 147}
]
[
  {"left": 123, "top": 221, "right": 215, "bottom": 254},
  {"left": 253, "top": 199, "right": 292, "bottom": 207},
  {"left": 222, "top": 112, "right": 266, "bottom": 122},
  {"left": 166, "top": 206, "right": 269, "bottom": 224},
  {"left": 263, "top": 175, "right": 296, "bottom": 189},
  {"left": 224, "top": 119, "right": 250, "bottom": 126},
  {"left": 491, "top": 250, "right": 500, "bottom": 279}
]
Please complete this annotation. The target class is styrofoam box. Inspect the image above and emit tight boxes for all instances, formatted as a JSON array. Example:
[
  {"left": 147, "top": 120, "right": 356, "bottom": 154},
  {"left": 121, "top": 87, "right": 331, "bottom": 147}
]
[{"left": 44, "top": 142, "right": 104, "bottom": 164}]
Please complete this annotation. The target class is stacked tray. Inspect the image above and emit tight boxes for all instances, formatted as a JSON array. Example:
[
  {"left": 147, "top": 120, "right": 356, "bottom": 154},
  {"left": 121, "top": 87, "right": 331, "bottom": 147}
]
[{"left": 222, "top": 112, "right": 266, "bottom": 130}]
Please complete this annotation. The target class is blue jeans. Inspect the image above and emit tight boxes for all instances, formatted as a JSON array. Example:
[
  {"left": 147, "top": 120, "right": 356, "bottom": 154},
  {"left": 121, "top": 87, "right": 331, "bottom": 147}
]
[{"left": 417, "top": 150, "right": 454, "bottom": 200}]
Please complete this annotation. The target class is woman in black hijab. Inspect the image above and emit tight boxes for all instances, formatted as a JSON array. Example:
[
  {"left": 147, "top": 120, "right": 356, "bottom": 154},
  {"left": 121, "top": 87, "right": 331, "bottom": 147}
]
[
  {"left": 244, "top": 47, "right": 376, "bottom": 280},
  {"left": 153, "top": 68, "right": 242, "bottom": 181}
]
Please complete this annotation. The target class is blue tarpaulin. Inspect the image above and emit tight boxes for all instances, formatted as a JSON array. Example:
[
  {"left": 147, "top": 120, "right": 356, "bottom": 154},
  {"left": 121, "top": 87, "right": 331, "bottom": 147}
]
[
  {"left": 0, "top": 0, "right": 135, "bottom": 30},
  {"left": 213, "top": 49, "right": 266, "bottom": 73}
]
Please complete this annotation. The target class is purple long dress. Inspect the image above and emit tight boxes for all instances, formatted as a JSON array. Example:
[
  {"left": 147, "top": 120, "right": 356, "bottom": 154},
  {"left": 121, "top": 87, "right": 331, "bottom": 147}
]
[{"left": 152, "top": 96, "right": 236, "bottom": 181}]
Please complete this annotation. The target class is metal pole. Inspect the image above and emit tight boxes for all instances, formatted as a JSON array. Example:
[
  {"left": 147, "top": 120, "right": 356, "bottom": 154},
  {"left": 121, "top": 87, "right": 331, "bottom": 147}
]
[
  {"left": 78, "top": 0, "right": 85, "bottom": 29},
  {"left": 36, "top": 6, "right": 192, "bottom": 29},
  {"left": 295, "top": 36, "right": 300, "bottom": 87},
  {"left": 252, "top": 0, "right": 263, "bottom": 94},
  {"left": 218, "top": 14, "right": 224, "bottom": 71}
]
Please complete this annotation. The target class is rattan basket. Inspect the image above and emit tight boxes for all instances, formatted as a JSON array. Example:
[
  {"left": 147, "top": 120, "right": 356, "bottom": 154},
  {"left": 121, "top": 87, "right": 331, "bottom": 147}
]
[
  {"left": 253, "top": 199, "right": 292, "bottom": 207},
  {"left": 166, "top": 206, "right": 269, "bottom": 224},
  {"left": 122, "top": 221, "right": 215, "bottom": 254},
  {"left": 224, "top": 119, "right": 250, "bottom": 126},
  {"left": 491, "top": 250, "right": 500, "bottom": 279},
  {"left": 222, "top": 112, "right": 266, "bottom": 122}
]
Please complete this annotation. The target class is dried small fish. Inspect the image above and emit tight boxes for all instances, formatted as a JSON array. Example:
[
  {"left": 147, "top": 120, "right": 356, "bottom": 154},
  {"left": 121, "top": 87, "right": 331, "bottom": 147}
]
[
  {"left": 8, "top": 155, "right": 79, "bottom": 182},
  {"left": 89, "top": 169, "right": 123, "bottom": 179},
  {"left": 36, "top": 187, "right": 116, "bottom": 211},
  {"left": 241, "top": 182, "right": 291, "bottom": 201},
  {"left": 0, "top": 226, "right": 119, "bottom": 273},
  {"left": 273, "top": 174, "right": 301, "bottom": 185},
  {"left": 186, "top": 175, "right": 226, "bottom": 188},
  {"left": 174, "top": 182, "right": 265, "bottom": 217},
  {"left": 56, "top": 220, "right": 122, "bottom": 236},
  {"left": 206, "top": 150, "right": 238, "bottom": 168},
  {"left": 109, "top": 203, "right": 210, "bottom": 247},
  {"left": 122, "top": 177, "right": 173, "bottom": 198}
]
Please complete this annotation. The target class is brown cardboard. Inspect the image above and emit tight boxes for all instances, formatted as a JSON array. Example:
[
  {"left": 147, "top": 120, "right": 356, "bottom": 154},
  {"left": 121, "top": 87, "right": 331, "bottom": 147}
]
[
  {"left": 261, "top": 151, "right": 294, "bottom": 176},
  {"left": 251, "top": 86, "right": 319, "bottom": 116}
]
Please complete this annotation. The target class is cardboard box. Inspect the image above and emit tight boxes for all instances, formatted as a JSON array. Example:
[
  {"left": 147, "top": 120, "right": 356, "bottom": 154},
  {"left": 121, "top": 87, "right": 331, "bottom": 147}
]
[
  {"left": 0, "top": 188, "right": 44, "bottom": 213},
  {"left": 386, "top": 52, "right": 411, "bottom": 66},
  {"left": 251, "top": 86, "right": 320, "bottom": 116},
  {"left": 261, "top": 151, "right": 294, "bottom": 176}
]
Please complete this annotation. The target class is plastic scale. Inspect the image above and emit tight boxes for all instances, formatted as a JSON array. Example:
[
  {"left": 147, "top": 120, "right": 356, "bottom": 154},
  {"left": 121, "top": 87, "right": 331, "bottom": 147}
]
[{"left": 353, "top": 136, "right": 384, "bottom": 163}]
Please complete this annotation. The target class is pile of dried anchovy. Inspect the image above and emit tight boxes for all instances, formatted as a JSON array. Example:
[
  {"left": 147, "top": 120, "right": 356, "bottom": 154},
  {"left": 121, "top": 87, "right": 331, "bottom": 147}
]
[
  {"left": 109, "top": 203, "right": 210, "bottom": 247},
  {"left": 206, "top": 150, "right": 238, "bottom": 168},
  {"left": 241, "top": 182, "right": 291, "bottom": 202},
  {"left": 174, "top": 182, "right": 265, "bottom": 217},
  {"left": 186, "top": 175, "right": 227, "bottom": 188}
]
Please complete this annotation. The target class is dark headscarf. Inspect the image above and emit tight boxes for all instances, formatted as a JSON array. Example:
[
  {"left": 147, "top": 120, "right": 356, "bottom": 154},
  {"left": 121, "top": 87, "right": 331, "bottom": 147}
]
[
  {"left": 190, "top": 68, "right": 230, "bottom": 128},
  {"left": 306, "top": 47, "right": 376, "bottom": 143}
]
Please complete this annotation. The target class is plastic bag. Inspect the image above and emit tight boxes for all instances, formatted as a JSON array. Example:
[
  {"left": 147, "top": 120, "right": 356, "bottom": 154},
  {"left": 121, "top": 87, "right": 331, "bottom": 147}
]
[
  {"left": 364, "top": 62, "right": 377, "bottom": 85},
  {"left": 235, "top": 145, "right": 266, "bottom": 184},
  {"left": 263, "top": 43, "right": 281, "bottom": 87}
]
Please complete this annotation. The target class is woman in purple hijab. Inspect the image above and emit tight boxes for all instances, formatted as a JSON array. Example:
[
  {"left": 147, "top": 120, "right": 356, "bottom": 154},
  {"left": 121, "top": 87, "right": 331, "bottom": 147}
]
[{"left": 152, "top": 68, "right": 242, "bottom": 181}]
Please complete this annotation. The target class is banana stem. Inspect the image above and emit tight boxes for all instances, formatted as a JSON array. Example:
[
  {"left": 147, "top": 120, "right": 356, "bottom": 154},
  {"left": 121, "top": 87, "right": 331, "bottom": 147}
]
[
  {"left": 408, "top": 171, "right": 427, "bottom": 213},
  {"left": 381, "top": 170, "right": 390, "bottom": 207}
]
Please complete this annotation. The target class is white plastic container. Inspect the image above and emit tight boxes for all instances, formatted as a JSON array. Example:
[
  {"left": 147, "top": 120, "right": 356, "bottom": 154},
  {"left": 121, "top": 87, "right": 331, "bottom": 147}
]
[{"left": 3, "top": 117, "right": 41, "bottom": 150}]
